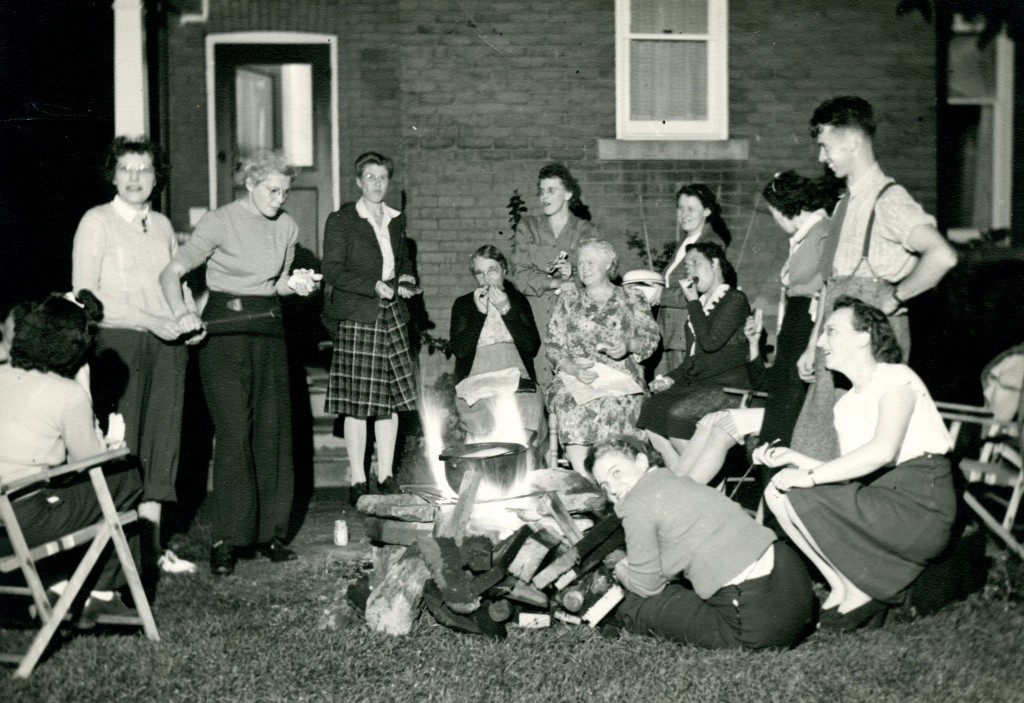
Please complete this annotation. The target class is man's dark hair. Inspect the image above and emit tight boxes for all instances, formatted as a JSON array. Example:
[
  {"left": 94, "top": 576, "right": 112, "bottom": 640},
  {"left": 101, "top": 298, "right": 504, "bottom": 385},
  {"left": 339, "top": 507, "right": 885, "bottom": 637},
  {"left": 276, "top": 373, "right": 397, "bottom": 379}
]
[{"left": 810, "top": 96, "right": 876, "bottom": 138}]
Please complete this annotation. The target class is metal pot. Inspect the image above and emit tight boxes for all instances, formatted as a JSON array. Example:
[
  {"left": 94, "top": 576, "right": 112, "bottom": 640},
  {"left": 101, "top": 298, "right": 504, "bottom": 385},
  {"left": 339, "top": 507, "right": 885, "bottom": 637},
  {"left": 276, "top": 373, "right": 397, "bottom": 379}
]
[{"left": 438, "top": 442, "right": 529, "bottom": 495}]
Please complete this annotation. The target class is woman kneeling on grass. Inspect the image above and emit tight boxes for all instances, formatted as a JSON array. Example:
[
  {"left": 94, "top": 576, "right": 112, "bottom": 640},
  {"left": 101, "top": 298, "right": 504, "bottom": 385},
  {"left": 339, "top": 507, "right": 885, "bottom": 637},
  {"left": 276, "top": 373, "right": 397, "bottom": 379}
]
[
  {"left": 588, "top": 437, "right": 814, "bottom": 649},
  {"left": 759, "top": 296, "right": 957, "bottom": 631}
]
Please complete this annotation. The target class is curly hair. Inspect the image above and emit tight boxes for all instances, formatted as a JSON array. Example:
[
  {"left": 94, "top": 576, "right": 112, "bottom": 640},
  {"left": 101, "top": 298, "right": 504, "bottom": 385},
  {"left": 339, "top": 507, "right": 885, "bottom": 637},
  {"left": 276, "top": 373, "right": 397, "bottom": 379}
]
[
  {"left": 762, "top": 170, "right": 840, "bottom": 219},
  {"left": 354, "top": 151, "right": 395, "bottom": 178},
  {"left": 103, "top": 135, "right": 169, "bottom": 194},
  {"left": 469, "top": 244, "right": 509, "bottom": 275},
  {"left": 686, "top": 241, "right": 737, "bottom": 289},
  {"left": 832, "top": 295, "right": 902, "bottom": 363},
  {"left": 676, "top": 183, "right": 732, "bottom": 246},
  {"left": 10, "top": 291, "right": 104, "bottom": 378},
  {"left": 584, "top": 436, "right": 666, "bottom": 477},
  {"left": 234, "top": 150, "right": 297, "bottom": 186},
  {"left": 538, "top": 162, "right": 591, "bottom": 221},
  {"left": 577, "top": 236, "right": 619, "bottom": 280},
  {"left": 810, "top": 96, "right": 876, "bottom": 138}
]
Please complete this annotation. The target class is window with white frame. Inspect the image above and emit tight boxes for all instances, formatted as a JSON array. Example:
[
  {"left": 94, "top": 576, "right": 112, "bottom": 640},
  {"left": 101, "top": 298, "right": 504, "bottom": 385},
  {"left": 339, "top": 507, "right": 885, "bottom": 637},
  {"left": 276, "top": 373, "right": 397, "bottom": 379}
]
[{"left": 615, "top": 0, "right": 728, "bottom": 141}]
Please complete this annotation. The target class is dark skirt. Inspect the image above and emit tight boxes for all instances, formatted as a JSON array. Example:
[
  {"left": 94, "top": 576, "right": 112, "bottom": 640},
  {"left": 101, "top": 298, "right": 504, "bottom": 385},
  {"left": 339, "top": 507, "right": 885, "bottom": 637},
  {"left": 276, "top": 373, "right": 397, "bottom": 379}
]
[
  {"left": 787, "top": 454, "right": 957, "bottom": 603},
  {"left": 637, "top": 381, "right": 743, "bottom": 440},
  {"left": 757, "top": 295, "right": 813, "bottom": 447},
  {"left": 327, "top": 297, "right": 418, "bottom": 418}
]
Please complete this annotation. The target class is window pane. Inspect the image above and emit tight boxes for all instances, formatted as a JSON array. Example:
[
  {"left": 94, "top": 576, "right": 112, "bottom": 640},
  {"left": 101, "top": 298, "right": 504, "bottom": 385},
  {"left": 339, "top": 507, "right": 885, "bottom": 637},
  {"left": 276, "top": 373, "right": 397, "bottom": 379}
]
[
  {"left": 631, "top": 0, "right": 707, "bottom": 34},
  {"left": 948, "top": 35, "right": 996, "bottom": 100},
  {"left": 630, "top": 40, "right": 707, "bottom": 120}
]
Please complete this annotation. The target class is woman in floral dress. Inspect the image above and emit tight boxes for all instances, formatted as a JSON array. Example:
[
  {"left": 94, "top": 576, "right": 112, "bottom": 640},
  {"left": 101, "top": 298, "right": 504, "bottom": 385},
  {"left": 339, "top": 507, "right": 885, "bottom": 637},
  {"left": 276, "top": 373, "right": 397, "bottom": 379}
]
[{"left": 546, "top": 237, "right": 659, "bottom": 475}]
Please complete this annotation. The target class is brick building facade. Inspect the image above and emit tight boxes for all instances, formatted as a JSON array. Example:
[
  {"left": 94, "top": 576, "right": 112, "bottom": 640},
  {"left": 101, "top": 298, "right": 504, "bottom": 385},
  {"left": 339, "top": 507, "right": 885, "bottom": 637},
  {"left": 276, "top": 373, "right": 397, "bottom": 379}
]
[{"left": 164, "top": 0, "right": 937, "bottom": 385}]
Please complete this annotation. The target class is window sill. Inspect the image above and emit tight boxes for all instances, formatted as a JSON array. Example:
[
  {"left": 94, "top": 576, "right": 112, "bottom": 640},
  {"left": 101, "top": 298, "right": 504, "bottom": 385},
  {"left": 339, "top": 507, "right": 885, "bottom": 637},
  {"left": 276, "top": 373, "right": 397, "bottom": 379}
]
[{"left": 597, "top": 138, "right": 749, "bottom": 161}]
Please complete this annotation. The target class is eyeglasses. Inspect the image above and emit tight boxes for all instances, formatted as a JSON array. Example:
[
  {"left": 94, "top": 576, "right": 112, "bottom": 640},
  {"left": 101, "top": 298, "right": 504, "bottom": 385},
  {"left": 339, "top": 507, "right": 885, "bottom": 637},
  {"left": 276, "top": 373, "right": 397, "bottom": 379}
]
[
  {"left": 117, "top": 164, "right": 155, "bottom": 176},
  {"left": 260, "top": 182, "right": 291, "bottom": 200},
  {"left": 771, "top": 172, "right": 782, "bottom": 193},
  {"left": 363, "top": 174, "right": 389, "bottom": 184}
]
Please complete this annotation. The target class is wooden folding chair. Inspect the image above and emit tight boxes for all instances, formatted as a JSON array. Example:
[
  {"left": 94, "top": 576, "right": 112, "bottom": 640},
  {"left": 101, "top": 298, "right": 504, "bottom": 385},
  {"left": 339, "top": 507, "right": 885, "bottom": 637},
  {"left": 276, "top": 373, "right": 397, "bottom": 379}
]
[
  {"left": 716, "top": 387, "right": 769, "bottom": 502},
  {"left": 938, "top": 394, "right": 1024, "bottom": 560},
  {"left": 0, "top": 447, "right": 159, "bottom": 678}
]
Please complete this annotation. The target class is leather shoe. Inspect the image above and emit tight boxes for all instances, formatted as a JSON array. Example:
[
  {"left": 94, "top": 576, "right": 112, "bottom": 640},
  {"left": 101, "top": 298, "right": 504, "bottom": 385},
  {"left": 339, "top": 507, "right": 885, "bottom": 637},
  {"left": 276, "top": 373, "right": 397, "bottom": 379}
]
[
  {"left": 821, "top": 599, "right": 888, "bottom": 632},
  {"left": 210, "top": 541, "right": 238, "bottom": 576},
  {"left": 257, "top": 537, "right": 298, "bottom": 562}
]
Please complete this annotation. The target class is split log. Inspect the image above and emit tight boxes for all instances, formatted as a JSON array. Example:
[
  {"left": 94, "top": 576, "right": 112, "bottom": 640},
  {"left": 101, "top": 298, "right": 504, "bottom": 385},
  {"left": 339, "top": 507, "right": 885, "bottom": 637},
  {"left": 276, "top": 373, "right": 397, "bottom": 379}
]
[
  {"left": 365, "top": 545, "right": 431, "bottom": 635},
  {"left": 526, "top": 469, "right": 606, "bottom": 514},
  {"left": 507, "top": 532, "right": 558, "bottom": 583},
  {"left": 581, "top": 584, "right": 625, "bottom": 627},
  {"left": 487, "top": 599, "right": 515, "bottom": 623},
  {"left": 532, "top": 547, "right": 579, "bottom": 590},
  {"left": 507, "top": 581, "right": 548, "bottom": 608},
  {"left": 365, "top": 517, "right": 434, "bottom": 546},
  {"left": 370, "top": 545, "right": 408, "bottom": 587},
  {"left": 417, "top": 535, "right": 477, "bottom": 613},
  {"left": 468, "top": 567, "right": 507, "bottom": 597},
  {"left": 493, "top": 526, "right": 532, "bottom": 570},
  {"left": 423, "top": 581, "right": 507, "bottom": 639},
  {"left": 357, "top": 494, "right": 437, "bottom": 522},
  {"left": 434, "top": 466, "right": 482, "bottom": 545},
  {"left": 460, "top": 535, "right": 494, "bottom": 572},
  {"left": 575, "top": 515, "right": 626, "bottom": 575},
  {"left": 515, "top": 612, "right": 552, "bottom": 629},
  {"left": 539, "top": 493, "right": 585, "bottom": 544}
]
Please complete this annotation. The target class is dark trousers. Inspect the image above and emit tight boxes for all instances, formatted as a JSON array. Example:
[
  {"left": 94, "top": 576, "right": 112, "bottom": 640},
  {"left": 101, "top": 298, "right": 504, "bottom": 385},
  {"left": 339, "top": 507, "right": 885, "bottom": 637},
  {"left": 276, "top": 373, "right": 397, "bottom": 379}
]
[
  {"left": 199, "top": 333, "right": 294, "bottom": 547},
  {"left": 92, "top": 329, "right": 187, "bottom": 503},
  {"left": 0, "top": 464, "right": 142, "bottom": 590},
  {"left": 616, "top": 542, "right": 815, "bottom": 649}
]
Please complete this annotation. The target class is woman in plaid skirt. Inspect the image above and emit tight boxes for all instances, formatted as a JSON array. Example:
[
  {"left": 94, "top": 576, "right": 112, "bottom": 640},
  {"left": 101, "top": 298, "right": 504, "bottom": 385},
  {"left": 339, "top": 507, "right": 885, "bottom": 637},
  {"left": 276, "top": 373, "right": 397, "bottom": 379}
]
[{"left": 322, "top": 152, "right": 420, "bottom": 499}]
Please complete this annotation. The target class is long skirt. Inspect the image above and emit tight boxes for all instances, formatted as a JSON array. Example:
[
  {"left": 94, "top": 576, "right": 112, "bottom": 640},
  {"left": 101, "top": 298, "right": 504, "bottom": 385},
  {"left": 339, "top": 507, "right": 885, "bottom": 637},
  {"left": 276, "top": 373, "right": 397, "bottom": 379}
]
[
  {"left": 326, "top": 299, "right": 418, "bottom": 418},
  {"left": 787, "top": 454, "right": 956, "bottom": 603}
]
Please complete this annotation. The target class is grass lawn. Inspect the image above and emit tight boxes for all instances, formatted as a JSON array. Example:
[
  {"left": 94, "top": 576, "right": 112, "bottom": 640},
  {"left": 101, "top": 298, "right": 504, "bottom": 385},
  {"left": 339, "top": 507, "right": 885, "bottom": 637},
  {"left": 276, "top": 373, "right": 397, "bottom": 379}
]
[{"left": 2, "top": 512, "right": 1023, "bottom": 703}]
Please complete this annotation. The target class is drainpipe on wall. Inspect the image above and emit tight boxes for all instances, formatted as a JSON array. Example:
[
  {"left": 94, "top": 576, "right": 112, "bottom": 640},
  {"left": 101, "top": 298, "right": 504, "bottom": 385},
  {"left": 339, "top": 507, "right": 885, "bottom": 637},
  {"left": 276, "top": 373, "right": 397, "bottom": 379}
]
[{"left": 112, "top": 0, "right": 149, "bottom": 137}]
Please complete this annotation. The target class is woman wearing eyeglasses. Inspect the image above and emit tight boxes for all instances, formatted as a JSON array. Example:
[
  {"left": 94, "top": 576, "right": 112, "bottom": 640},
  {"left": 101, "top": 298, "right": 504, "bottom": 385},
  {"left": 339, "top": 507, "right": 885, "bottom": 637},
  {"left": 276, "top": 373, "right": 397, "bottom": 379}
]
[
  {"left": 160, "top": 150, "right": 318, "bottom": 576},
  {"left": 321, "top": 152, "right": 420, "bottom": 501},
  {"left": 509, "top": 162, "right": 596, "bottom": 388},
  {"left": 72, "top": 136, "right": 196, "bottom": 577}
]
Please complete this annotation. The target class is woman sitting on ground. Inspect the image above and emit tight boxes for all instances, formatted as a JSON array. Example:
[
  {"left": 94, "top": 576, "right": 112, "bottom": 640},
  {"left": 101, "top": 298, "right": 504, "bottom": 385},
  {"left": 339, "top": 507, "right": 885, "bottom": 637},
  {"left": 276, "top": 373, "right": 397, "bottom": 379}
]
[
  {"left": 545, "top": 237, "right": 659, "bottom": 476},
  {"left": 0, "top": 291, "right": 142, "bottom": 626},
  {"left": 449, "top": 245, "right": 545, "bottom": 462},
  {"left": 636, "top": 242, "right": 750, "bottom": 470},
  {"left": 759, "top": 296, "right": 957, "bottom": 631},
  {"left": 588, "top": 437, "right": 814, "bottom": 649}
]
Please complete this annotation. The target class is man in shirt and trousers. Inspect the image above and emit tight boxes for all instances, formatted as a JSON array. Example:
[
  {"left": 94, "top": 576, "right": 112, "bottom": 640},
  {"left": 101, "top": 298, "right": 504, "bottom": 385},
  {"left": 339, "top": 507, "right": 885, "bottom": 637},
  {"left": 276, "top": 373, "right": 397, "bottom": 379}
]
[{"left": 789, "top": 96, "right": 959, "bottom": 461}]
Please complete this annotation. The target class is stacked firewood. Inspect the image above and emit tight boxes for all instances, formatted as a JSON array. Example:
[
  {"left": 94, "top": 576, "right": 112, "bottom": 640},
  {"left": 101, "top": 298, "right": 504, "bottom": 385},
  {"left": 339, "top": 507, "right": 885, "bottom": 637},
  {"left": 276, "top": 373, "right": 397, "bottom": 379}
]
[{"left": 359, "top": 467, "right": 626, "bottom": 638}]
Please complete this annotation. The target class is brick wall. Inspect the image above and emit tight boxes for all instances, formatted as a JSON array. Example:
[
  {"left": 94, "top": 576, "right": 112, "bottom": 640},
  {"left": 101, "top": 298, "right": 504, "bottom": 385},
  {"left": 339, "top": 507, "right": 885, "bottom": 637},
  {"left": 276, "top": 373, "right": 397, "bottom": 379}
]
[{"left": 165, "top": 0, "right": 937, "bottom": 387}]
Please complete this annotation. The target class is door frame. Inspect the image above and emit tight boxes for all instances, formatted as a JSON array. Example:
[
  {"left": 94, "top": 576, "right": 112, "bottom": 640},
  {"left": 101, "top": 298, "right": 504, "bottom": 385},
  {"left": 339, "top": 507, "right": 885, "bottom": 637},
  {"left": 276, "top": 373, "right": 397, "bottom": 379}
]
[{"left": 204, "top": 31, "right": 340, "bottom": 214}]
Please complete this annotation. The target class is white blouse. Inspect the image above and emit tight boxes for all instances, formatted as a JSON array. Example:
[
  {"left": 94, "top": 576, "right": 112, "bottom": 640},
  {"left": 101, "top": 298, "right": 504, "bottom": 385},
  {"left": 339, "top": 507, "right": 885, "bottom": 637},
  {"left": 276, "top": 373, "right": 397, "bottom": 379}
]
[{"left": 834, "top": 363, "right": 952, "bottom": 464}]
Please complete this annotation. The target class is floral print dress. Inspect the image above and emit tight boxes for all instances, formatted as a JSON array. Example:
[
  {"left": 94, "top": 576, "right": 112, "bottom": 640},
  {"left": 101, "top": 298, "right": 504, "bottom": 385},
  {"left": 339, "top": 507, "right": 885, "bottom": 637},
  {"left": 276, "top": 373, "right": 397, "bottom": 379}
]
[{"left": 545, "top": 284, "right": 660, "bottom": 445}]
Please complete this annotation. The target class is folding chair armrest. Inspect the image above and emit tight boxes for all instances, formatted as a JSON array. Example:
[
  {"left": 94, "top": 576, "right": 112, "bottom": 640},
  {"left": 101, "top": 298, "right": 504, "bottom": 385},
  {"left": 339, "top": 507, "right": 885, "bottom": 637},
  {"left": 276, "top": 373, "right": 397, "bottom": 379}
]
[
  {"left": 722, "top": 387, "right": 768, "bottom": 408},
  {"left": 0, "top": 447, "right": 130, "bottom": 495}
]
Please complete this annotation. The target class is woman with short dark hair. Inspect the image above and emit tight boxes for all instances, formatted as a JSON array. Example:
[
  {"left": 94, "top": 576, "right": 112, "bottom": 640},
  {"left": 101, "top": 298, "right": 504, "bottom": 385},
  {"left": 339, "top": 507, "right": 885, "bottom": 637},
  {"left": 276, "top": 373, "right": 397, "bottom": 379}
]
[
  {"left": 760, "top": 296, "right": 956, "bottom": 631},
  {"left": 73, "top": 135, "right": 194, "bottom": 574},
  {"left": 322, "top": 151, "right": 421, "bottom": 500},
  {"left": 509, "top": 162, "right": 597, "bottom": 387},
  {"left": 0, "top": 291, "right": 144, "bottom": 624}
]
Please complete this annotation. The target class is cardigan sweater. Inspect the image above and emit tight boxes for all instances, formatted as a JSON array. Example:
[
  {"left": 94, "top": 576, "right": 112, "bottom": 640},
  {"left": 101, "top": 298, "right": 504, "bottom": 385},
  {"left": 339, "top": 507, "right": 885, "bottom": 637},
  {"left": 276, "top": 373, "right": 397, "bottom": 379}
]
[
  {"left": 321, "top": 201, "right": 415, "bottom": 325},
  {"left": 449, "top": 281, "right": 540, "bottom": 383}
]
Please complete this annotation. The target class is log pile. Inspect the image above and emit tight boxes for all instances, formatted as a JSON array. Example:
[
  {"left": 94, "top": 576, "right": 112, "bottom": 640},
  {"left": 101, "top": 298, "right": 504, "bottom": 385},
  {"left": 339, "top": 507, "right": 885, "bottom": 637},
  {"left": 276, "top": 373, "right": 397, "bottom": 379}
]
[{"left": 359, "top": 467, "right": 626, "bottom": 639}]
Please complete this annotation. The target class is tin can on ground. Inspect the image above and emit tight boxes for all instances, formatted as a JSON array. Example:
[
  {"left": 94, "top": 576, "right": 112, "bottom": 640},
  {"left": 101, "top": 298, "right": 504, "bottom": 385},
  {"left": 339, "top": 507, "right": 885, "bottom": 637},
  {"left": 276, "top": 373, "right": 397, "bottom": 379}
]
[{"left": 333, "top": 519, "right": 349, "bottom": 546}]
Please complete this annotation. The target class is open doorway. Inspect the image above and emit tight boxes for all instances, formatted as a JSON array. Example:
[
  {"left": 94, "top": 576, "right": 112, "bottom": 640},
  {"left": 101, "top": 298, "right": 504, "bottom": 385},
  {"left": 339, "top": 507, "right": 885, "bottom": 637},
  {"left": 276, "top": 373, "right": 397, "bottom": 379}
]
[{"left": 206, "top": 32, "right": 339, "bottom": 256}]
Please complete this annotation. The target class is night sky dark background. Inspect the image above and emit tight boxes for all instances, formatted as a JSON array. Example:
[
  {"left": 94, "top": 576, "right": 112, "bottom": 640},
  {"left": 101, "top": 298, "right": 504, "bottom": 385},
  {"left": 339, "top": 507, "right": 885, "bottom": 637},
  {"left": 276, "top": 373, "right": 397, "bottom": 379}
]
[{"left": 0, "top": 0, "right": 114, "bottom": 308}]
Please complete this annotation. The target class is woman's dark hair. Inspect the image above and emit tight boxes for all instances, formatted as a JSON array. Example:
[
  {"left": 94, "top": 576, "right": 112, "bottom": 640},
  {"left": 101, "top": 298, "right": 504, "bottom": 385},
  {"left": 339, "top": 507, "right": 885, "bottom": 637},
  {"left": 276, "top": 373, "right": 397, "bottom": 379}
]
[
  {"left": 469, "top": 244, "right": 508, "bottom": 275},
  {"left": 687, "top": 241, "right": 737, "bottom": 289},
  {"left": 355, "top": 151, "right": 394, "bottom": 178},
  {"left": 762, "top": 170, "right": 840, "bottom": 219},
  {"left": 103, "top": 135, "right": 168, "bottom": 194},
  {"left": 832, "top": 295, "right": 902, "bottom": 364},
  {"left": 676, "top": 183, "right": 732, "bottom": 246},
  {"left": 10, "top": 291, "right": 104, "bottom": 378},
  {"left": 584, "top": 435, "right": 668, "bottom": 479},
  {"left": 538, "top": 162, "right": 591, "bottom": 221}
]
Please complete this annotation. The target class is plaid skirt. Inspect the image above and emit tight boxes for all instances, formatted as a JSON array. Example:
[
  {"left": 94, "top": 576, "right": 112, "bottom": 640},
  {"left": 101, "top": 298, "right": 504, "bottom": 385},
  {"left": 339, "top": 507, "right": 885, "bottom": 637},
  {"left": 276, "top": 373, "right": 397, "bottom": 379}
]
[{"left": 326, "top": 299, "right": 418, "bottom": 418}]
